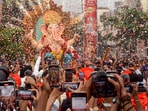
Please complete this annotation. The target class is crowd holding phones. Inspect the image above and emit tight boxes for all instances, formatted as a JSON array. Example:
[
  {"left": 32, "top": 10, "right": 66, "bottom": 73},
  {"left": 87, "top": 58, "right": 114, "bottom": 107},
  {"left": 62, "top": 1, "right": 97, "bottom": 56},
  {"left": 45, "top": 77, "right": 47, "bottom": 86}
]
[{"left": 0, "top": 56, "right": 147, "bottom": 111}]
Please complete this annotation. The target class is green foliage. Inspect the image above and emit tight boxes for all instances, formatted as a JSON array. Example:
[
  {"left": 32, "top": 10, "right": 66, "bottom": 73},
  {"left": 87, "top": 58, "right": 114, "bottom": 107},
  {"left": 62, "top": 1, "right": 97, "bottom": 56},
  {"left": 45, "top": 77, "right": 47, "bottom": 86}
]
[
  {"left": 70, "top": 21, "right": 84, "bottom": 56},
  {"left": 101, "top": 8, "right": 148, "bottom": 50},
  {"left": 0, "top": 27, "right": 25, "bottom": 60}
]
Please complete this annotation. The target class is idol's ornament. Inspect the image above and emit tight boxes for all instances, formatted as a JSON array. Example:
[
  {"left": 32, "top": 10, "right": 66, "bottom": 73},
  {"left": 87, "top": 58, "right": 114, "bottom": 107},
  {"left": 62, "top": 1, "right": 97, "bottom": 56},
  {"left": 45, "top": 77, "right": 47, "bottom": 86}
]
[{"left": 24, "top": 0, "right": 79, "bottom": 65}]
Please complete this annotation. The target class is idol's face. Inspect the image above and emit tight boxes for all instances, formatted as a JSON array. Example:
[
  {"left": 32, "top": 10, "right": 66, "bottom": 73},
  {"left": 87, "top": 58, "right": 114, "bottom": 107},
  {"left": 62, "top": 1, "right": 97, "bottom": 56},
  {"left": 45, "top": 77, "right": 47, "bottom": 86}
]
[{"left": 47, "top": 23, "right": 65, "bottom": 36}]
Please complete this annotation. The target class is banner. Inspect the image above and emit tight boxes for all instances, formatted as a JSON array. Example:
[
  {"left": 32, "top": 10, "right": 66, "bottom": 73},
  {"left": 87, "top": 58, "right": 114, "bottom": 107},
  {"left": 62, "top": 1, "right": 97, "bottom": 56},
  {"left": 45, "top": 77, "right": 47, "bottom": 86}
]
[{"left": 84, "top": 0, "right": 97, "bottom": 59}]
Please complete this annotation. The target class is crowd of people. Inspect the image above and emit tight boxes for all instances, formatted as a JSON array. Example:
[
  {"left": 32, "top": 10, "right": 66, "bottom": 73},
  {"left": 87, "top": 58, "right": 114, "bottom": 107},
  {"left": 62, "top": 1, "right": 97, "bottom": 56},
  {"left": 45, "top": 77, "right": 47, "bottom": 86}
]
[{"left": 0, "top": 53, "right": 147, "bottom": 111}]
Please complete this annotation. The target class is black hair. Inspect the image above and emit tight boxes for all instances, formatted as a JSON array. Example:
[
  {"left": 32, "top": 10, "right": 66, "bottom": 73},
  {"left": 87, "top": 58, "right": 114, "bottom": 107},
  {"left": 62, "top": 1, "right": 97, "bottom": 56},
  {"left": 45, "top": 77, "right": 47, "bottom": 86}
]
[
  {"left": 129, "top": 62, "right": 134, "bottom": 67},
  {"left": 20, "top": 65, "right": 32, "bottom": 78},
  {"left": 0, "top": 65, "right": 9, "bottom": 78},
  {"left": 24, "top": 70, "right": 32, "bottom": 76},
  {"left": 61, "top": 98, "right": 71, "bottom": 111},
  {"left": 0, "top": 70, "right": 7, "bottom": 81},
  {"left": 129, "top": 72, "right": 144, "bottom": 82},
  {"left": 116, "top": 66, "right": 123, "bottom": 75}
]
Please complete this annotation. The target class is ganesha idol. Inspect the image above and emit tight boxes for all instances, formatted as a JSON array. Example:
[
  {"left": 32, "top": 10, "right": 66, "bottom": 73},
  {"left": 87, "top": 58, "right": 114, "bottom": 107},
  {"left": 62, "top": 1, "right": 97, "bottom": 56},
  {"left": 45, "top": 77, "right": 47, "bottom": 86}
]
[{"left": 26, "top": 10, "right": 79, "bottom": 64}]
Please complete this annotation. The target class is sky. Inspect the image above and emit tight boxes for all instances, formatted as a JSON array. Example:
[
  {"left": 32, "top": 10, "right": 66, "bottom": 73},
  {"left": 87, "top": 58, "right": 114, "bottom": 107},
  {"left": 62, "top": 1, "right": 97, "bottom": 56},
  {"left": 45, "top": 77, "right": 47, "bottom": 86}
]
[{"left": 53, "top": 0, "right": 121, "bottom": 13}]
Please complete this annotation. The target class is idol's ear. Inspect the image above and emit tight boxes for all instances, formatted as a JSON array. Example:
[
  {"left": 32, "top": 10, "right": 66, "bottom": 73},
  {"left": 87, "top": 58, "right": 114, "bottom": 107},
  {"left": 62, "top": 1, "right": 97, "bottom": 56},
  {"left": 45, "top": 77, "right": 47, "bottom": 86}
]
[{"left": 40, "top": 24, "right": 48, "bottom": 35}]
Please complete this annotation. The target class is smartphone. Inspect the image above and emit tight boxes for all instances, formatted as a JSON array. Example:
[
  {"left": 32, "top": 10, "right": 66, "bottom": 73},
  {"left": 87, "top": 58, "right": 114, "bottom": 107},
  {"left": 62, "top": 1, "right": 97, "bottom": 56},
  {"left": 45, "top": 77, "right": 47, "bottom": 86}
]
[
  {"left": 0, "top": 81, "right": 15, "bottom": 98},
  {"left": 65, "top": 69, "right": 73, "bottom": 82},
  {"left": 60, "top": 82, "right": 80, "bottom": 92},
  {"left": 48, "top": 64, "right": 60, "bottom": 88},
  {"left": 71, "top": 92, "right": 87, "bottom": 111},
  {"left": 16, "top": 90, "right": 36, "bottom": 100},
  {"left": 78, "top": 72, "right": 84, "bottom": 80}
]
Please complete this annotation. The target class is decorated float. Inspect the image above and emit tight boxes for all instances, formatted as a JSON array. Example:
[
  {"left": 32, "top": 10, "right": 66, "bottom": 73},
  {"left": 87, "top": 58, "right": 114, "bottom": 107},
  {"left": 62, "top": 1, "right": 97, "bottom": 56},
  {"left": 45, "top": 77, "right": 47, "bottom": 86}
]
[{"left": 22, "top": 0, "right": 82, "bottom": 66}]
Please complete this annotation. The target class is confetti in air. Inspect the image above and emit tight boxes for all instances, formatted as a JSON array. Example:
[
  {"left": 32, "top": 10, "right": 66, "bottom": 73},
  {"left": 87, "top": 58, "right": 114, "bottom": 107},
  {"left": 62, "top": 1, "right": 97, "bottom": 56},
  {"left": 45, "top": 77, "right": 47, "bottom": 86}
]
[{"left": 1, "top": 0, "right": 84, "bottom": 61}]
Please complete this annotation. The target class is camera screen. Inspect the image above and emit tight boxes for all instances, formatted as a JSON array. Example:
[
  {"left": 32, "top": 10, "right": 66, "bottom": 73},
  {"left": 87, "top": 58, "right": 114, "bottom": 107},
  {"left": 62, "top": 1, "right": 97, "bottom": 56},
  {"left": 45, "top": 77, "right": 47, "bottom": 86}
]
[
  {"left": 95, "top": 81, "right": 106, "bottom": 91},
  {"left": 72, "top": 93, "right": 86, "bottom": 110},
  {"left": 16, "top": 90, "right": 33, "bottom": 100},
  {"left": 61, "top": 82, "right": 79, "bottom": 92},
  {"left": 48, "top": 65, "right": 59, "bottom": 87},
  {"left": 0, "top": 81, "right": 15, "bottom": 98},
  {"left": 95, "top": 81, "right": 116, "bottom": 97},
  {"left": 79, "top": 72, "right": 84, "bottom": 80},
  {"left": 65, "top": 69, "right": 73, "bottom": 82}
]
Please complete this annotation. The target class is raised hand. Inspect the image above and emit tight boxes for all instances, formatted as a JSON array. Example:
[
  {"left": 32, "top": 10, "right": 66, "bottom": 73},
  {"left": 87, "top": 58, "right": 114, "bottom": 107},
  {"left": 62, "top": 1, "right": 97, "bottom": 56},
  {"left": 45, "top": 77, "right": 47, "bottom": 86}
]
[
  {"left": 25, "top": 76, "right": 36, "bottom": 88},
  {"left": 30, "top": 88, "right": 42, "bottom": 105},
  {"left": 108, "top": 74, "right": 127, "bottom": 98},
  {"left": 42, "top": 74, "right": 51, "bottom": 92}
]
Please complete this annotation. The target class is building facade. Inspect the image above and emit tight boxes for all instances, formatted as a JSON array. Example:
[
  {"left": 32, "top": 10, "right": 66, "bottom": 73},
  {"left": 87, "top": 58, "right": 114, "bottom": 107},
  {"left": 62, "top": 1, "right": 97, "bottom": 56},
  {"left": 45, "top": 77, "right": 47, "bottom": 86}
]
[
  {"left": 120, "top": 0, "right": 140, "bottom": 8},
  {"left": 140, "top": 0, "right": 148, "bottom": 12}
]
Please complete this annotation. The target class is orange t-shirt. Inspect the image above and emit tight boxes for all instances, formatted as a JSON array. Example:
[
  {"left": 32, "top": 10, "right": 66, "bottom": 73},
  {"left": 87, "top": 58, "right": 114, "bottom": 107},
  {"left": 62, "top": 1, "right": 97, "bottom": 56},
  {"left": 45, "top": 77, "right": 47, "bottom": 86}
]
[
  {"left": 9, "top": 73, "right": 21, "bottom": 87},
  {"left": 76, "top": 67, "right": 94, "bottom": 80},
  {"left": 131, "top": 92, "right": 147, "bottom": 111},
  {"left": 122, "top": 69, "right": 131, "bottom": 75}
]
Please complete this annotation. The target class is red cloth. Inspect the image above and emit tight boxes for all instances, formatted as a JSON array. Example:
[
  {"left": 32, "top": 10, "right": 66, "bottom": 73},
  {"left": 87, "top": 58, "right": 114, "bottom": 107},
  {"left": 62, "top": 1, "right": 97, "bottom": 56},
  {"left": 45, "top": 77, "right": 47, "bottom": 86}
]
[
  {"left": 9, "top": 73, "right": 21, "bottom": 87},
  {"left": 66, "top": 92, "right": 72, "bottom": 98},
  {"left": 122, "top": 69, "right": 131, "bottom": 75},
  {"left": 97, "top": 93, "right": 148, "bottom": 110},
  {"left": 36, "top": 82, "right": 43, "bottom": 88},
  {"left": 98, "top": 98, "right": 104, "bottom": 104},
  {"left": 76, "top": 67, "right": 94, "bottom": 80},
  {"left": 131, "top": 93, "right": 147, "bottom": 111}
]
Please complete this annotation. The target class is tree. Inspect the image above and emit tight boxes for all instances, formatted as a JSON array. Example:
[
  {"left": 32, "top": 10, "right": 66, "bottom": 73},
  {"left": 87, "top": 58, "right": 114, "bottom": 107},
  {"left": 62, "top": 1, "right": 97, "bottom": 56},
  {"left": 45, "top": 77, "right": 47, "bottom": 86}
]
[
  {"left": 101, "top": 8, "right": 148, "bottom": 52},
  {"left": 70, "top": 20, "right": 84, "bottom": 58},
  {"left": 0, "top": 26, "right": 25, "bottom": 60}
]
